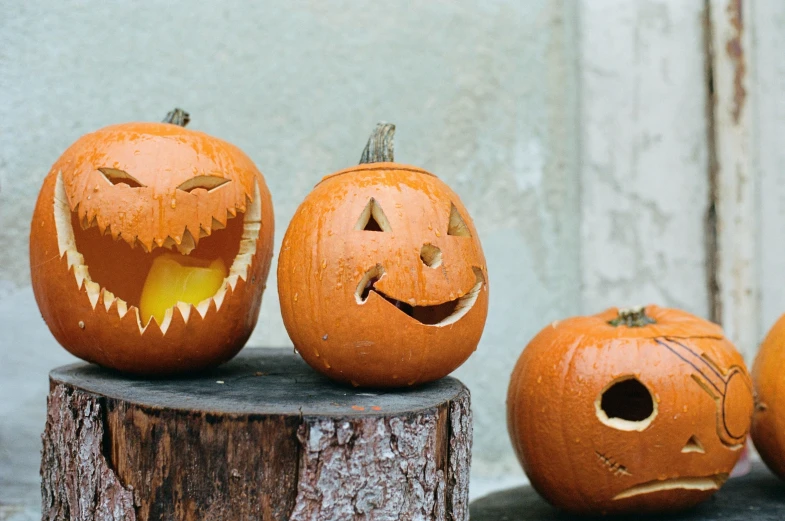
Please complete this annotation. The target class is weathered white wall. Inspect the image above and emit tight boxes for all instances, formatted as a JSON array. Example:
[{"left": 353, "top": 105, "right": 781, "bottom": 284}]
[
  {"left": 0, "top": 0, "right": 581, "bottom": 514},
  {"left": 579, "top": 0, "right": 711, "bottom": 319}
]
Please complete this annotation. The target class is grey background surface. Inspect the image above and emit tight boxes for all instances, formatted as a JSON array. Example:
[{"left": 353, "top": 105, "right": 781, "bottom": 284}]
[{"left": 5, "top": 0, "right": 782, "bottom": 518}]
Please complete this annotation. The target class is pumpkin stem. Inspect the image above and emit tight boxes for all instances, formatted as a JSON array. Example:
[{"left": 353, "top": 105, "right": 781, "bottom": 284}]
[
  {"left": 608, "top": 306, "right": 656, "bottom": 328},
  {"left": 359, "top": 122, "right": 395, "bottom": 164},
  {"left": 162, "top": 108, "right": 190, "bottom": 127}
]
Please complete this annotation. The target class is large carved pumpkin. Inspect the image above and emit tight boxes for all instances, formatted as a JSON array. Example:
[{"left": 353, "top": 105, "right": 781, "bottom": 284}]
[
  {"left": 751, "top": 313, "right": 785, "bottom": 479},
  {"left": 29, "top": 110, "right": 274, "bottom": 374},
  {"left": 278, "top": 124, "right": 488, "bottom": 387},
  {"left": 507, "top": 306, "right": 753, "bottom": 515}
]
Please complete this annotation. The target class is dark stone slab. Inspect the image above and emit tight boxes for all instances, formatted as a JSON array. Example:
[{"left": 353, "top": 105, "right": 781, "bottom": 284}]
[
  {"left": 470, "top": 463, "right": 785, "bottom": 520},
  {"left": 49, "top": 347, "right": 465, "bottom": 416}
]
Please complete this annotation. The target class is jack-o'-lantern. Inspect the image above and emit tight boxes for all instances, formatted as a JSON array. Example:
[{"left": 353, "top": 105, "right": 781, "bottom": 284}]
[
  {"left": 29, "top": 109, "right": 274, "bottom": 374},
  {"left": 278, "top": 123, "right": 488, "bottom": 387},
  {"left": 751, "top": 313, "right": 785, "bottom": 479},
  {"left": 507, "top": 305, "right": 753, "bottom": 515}
]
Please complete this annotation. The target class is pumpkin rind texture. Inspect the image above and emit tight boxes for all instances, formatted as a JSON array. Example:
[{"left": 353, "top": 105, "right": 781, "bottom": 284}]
[
  {"left": 277, "top": 163, "right": 488, "bottom": 388},
  {"left": 751, "top": 313, "right": 785, "bottom": 479},
  {"left": 506, "top": 305, "right": 753, "bottom": 515},
  {"left": 29, "top": 121, "right": 274, "bottom": 374}
]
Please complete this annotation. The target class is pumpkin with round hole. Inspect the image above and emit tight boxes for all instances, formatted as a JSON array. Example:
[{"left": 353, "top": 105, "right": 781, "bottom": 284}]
[
  {"left": 29, "top": 109, "right": 274, "bottom": 374},
  {"left": 277, "top": 123, "right": 488, "bottom": 387},
  {"left": 507, "top": 305, "right": 753, "bottom": 515},
  {"left": 751, "top": 314, "right": 785, "bottom": 479}
]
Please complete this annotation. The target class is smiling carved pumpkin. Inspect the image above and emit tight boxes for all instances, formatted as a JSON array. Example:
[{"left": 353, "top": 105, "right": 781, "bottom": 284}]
[
  {"left": 277, "top": 123, "right": 488, "bottom": 387},
  {"left": 507, "top": 306, "right": 753, "bottom": 515},
  {"left": 29, "top": 110, "right": 274, "bottom": 374}
]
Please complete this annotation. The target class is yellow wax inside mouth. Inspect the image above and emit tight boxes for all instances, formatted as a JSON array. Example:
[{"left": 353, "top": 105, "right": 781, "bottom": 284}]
[{"left": 140, "top": 253, "right": 228, "bottom": 326}]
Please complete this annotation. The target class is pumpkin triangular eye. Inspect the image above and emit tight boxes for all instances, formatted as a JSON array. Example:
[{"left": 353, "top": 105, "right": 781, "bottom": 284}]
[
  {"left": 354, "top": 198, "right": 391, "bottom": 232},
  {"left": 447, "top": 203, "right": 471, "bottom": 237},
  {"left": 98, "top": 168, "right": 145, "bottom": 188},
  {"left": 177, "top": 175, "right": 231, "bottom": 193}
]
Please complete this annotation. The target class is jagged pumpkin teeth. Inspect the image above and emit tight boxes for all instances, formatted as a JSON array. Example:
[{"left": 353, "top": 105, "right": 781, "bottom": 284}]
[{"left": 30, "top": 109, "right": 275, "bottom": 375}]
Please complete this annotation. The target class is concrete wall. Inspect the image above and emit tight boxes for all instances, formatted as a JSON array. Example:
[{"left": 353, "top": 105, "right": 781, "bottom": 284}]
[{"left": 3, "top": 0, "right": 776, "bottom": 517}]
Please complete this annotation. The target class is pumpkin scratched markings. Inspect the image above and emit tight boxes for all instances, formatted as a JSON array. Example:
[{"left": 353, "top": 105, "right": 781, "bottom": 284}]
[
  {"left": 507, "top": 305, "right": 754, "bottom": 515},
  {"left": 594, "top": 451, "right": 632, "bottom": 477}
]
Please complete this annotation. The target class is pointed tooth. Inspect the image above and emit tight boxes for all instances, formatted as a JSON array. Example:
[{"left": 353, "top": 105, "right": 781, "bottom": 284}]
[
  {"left": 212, "top": 287, "right": 228, "bottom": 310},
  {"left": 196, "top": 298, "right": 212, "bottom": 318},
  {"left": 136, "top": 238, "right": 150, "bottom": 252},
  {"left": 158, "top": 308, "right": 174, "bottom": 334},
  {"left": 116, "top": 299, "right": 128, "bottom": 318},
  {"left": 226, "top": 275, "right": 240, "bottom": 291},
  {"left": 177, "top": 229, "right": 196, "bottom": 255},
  {"left": 211, "top": 217, "right": 226, "bottom": 231},
  {"left": 199, "top": 225, "right": 211, "bottom": 238},
  {"left": 154, "top": 237, "right": 166, "bottom": 248},
  {"left": 66, "top": 250, "right": 84, "bottom": 270},
  {"left": 162, "top": 236, "right": 176, "bottom": 250},
  {"left": 102, "top": 289, "right": 116, "bottom": 311},
  {"left": 85, "top": 281, "right": 101, "bottom": 308},
  {"left": 227, "top": 207, "right": 237, "bottom": 219},
  {"left": 73, "top": 265, "right": 90, "bottom": 289},
  {"left": 176, "top": 302, "right": 192, "bottom": 323}
]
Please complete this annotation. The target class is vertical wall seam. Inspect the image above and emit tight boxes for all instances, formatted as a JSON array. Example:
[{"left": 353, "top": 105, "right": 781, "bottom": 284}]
[{"left": 704, "top": 1, "right": 722, "bottom": 325}]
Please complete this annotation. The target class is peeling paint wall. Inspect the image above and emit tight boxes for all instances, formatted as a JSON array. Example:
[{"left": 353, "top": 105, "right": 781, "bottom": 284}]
[{"left": 579, "top": 0, "right": 711, "bottom": 318}]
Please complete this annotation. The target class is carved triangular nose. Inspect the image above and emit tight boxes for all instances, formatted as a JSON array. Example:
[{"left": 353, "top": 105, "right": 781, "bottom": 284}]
[{"left": 681, "top": 435, "right": 706, "bottom": 454}]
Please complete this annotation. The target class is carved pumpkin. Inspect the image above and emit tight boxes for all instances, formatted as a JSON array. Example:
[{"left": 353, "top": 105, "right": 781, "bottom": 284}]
[
  {"left": 751, "top": 314, "right": 785, "bottom": 479},
  {"left": 278, "top": 124, "right": 488, "bottom": 387},
  {"left": 29, "top": 109, "right": 274, "bottom": 374},
  {"left": 507, "top": 306, "right": 753, "bottom": 515}
]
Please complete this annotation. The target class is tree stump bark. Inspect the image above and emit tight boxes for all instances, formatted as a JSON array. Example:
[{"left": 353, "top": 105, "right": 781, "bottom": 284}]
[{"left": 41, "top": 349, "right": 472, "bottom": 521}]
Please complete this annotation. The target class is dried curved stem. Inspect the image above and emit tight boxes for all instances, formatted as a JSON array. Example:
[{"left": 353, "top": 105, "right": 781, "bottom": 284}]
[
  {"left": 163, "top": 108, "right": 190, "bottom": 127},
  {"left": 608, "top": 306, "right": 656, "bottom": 327},
  {"left": 359, "top": 122, "right": 395, "bottom": 164}
]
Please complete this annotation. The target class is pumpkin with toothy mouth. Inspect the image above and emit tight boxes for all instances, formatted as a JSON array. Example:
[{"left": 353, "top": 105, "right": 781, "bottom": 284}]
[
  {"left": 278, "top": 123, "right": 489, "bottom": 388},
  {"left": 29, "top": 109, "right": 274, "bottom": 374}
]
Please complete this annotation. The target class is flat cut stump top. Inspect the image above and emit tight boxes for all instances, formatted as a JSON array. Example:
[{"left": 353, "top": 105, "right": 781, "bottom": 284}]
[
  {"left": 470, "top": 462, "right": 785, "bottom": 520},
  {"left": 49, "top": 347, "right": 466, "bottom": 416}
]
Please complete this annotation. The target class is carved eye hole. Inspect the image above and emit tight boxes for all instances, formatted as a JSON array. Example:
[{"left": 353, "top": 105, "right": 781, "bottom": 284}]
[
  {"left": 98, "top": 168, "right": 145, "bottom": 188},
  {"left": 595, "top": 376, "right": 658, "bottom": 432},
  {"left": 447, "top": 203, "right": 471, "bottom": 237},
  {"left": 355, "top": 198, "right": 391, "bottom": 232},
  {"left": 177, "top": 175, "right": 231, "bottom": 193}
]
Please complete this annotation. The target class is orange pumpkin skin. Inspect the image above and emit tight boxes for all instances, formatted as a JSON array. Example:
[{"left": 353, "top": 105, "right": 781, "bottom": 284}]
[
  {"left": 751, "top": 314, "right": 785, "bottom": 479},
  {"left": 29, "top": 121, "right": 274, "bottom": 374},
  {"left": 278, "top": 163, "right": 488, "bottom": 388},
  {"left": 507, "top": 306, "right": 753, "bottom": 515}
]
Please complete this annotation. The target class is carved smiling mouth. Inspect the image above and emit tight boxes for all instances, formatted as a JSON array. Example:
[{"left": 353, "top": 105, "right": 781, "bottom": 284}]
[
  {"left": 52, "top": 172, "right": 262, "bottom": 333},
  {"left": 612, "top": 474, "right": 728, "bottom": 500},
  {"left": 355, "top": 265, "right": 485, "bottom": 326}
]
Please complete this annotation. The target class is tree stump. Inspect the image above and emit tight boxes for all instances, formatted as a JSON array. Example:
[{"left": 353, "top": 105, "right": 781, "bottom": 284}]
[
  {"left": 469, "top": 462, "right": 785, "bottom": 521},
  {"left": 41, "top": 349, "right": 472, "bottom": 521}
]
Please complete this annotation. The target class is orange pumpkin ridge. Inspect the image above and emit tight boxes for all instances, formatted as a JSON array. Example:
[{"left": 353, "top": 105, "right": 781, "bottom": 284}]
[
  {"left": 29, "top": 109, "right": 274, "bottom": 374},
  {"left": 277, "top": 123, "right": 489, "bottom": 388},
  {"left": 751, "top": 313, "right": 785, "bottom": 480},
  {"left": 507, "top": 305, "right": 753, "bottom": 515}
]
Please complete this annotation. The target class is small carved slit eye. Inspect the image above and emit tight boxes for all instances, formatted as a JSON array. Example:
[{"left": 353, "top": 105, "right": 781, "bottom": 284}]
[
  {"left": 448, "top": 203, "right": 471, "bottom": 237},
  {"left": 355, "top": 198, "right": 391, "bottom": 232},
  {"left": 98, "top": 168, "right": 145, "bottom": 188},
  {"left": 177, "top": 175, "right": 231, "bottom": 193}
]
